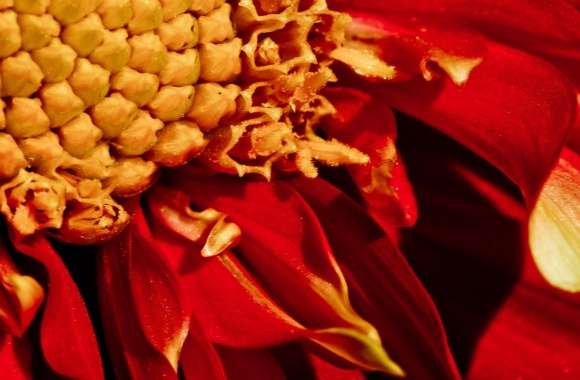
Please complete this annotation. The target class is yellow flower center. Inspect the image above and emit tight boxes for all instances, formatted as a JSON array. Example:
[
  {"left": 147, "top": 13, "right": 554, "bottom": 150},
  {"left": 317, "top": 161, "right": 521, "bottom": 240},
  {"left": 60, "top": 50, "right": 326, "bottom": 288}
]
[{"left": 0, "top": 0, "right": 370, "bottom": 243}]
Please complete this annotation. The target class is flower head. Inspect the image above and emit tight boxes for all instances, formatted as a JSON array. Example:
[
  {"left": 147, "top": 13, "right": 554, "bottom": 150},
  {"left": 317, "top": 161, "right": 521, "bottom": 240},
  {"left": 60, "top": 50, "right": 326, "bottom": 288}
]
[{"left": 0, "top": 0, "right": 578, "bottom": 379}]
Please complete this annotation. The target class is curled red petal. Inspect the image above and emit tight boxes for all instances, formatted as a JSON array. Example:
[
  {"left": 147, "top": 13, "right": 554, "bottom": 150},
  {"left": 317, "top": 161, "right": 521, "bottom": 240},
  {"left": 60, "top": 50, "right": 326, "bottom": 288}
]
[
  {"left": 147, "top": 187, "right": 304, "bottom": 348},
  {"left": 323, "top": 86, "right": 417, "bottom": 227},
  {"left": 362, "top": 21, "right": 576, "bottom": 202},
  {"left": 98, "top": 207, "right": 189, "bottom": 379},
  {"left": 289, "top": 177, "right": 461, "bottom": 380},
  {"left": 153, "top": 172, "right": 403, "bottom": 375},
  {"left": 98, "top": 245, "right": 177, "bottom": 380},
  {"left": 11, "top": 235, "right": 104, "bottom": 380}
]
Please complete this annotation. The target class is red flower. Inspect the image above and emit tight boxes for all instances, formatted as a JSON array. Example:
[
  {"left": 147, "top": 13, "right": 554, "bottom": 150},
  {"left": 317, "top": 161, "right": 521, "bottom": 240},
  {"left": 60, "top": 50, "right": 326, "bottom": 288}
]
[{"left": 0, "top": 1, "right": 578, "bottom": 380}]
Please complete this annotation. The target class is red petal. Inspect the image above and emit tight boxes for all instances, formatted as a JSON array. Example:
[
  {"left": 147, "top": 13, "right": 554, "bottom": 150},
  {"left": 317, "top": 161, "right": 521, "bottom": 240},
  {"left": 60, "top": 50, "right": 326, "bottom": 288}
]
[
  {"left": 0, "top": 241, "right": 44, "bottom": 337},
  {"left": 306, "top": 353, "right": 365, "bottom": 380},
  {"left": 364, "top": 24, "right": 576, "bottom": 202},
  {"left": 217, "top": 346, "right": 286, "bottom": 380},
  {"left": 393, "top": 117, "right": 574, "bottom": 375},
  {"left": 11, "top": 235, "right": 104, "bottom": 380},
  {"left": 180, "top": 317, "right": 228, "bottom": 380},
  {"left": 331, "top": 0, "right": 580, "bottom": 61},
  {"left": 466, "top": 282, "right": 580, "bottom": 380},
  {"left": 98, "top": 207, "right": 189, "bottom": 379},
  {"left": 272, "top": 344, "right": 366, "bottom": 380},
  {"left": 323, "top": 86, "right": 417, "bottom": 227},
  {"left": 146, "top": 192, "right": 303, "bottom": 347},
  {"left": 98, "top": 246, "right": 177, "bottom": 380},
  {"left": 0, "top": 335, "right": 32, "bottom": 380},
  {"left": 152, "top": 172, "right": 403, "bottom": 374},
  {"left": 290, "top": 177, "right": 461, "bottom": 380}
]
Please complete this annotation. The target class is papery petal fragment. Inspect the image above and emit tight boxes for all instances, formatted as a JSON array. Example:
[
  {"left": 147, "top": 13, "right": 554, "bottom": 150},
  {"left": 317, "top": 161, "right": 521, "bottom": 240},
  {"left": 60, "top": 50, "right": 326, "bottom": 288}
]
[{"left": 530, "top": 148, "right": 580, "bottom": 292}]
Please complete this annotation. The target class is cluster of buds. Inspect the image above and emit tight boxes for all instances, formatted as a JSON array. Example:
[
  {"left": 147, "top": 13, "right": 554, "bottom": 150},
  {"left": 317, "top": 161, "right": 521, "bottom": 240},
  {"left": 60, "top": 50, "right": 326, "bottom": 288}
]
[{"left": 0, "top": 0, "right": 371, "bottom": 243}]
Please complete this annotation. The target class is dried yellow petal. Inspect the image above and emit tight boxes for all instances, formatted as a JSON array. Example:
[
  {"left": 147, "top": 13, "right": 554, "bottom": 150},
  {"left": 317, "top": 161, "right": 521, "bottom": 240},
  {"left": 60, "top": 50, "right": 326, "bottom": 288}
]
[
  {"left": 55, "top": 196, "right": 130, "bottom": 245},
  {"left": 1, "top": 171, "right": 66, "bottom": 235}
]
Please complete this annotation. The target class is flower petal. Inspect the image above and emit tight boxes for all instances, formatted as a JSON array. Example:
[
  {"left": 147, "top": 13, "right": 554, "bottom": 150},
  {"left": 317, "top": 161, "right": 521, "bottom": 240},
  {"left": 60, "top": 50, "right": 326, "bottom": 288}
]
[
  {"left": 217, "top": 346, "right": 286, "bottom": 380},
  {"left": 272, "top": 343, "right": 366, "bottom": 380},
  {"left": 0, "top": 242, "right": 44, "bottom": 337},
  {"left": 98, "top": 246, "right": 178, "bottom": 380},
  {"left": 98, "top": 207, "right": 189, "bottom": 379},
  {"left": 0, "top": 335, "right": 32, "bottom": 380},
  {"left": 290, "top": 177, "right": 461, "bottom": 380},
  {"left": 153, "top": 172, "right": 404, "bottom": 375},
  {"left": 322, "top": 86, "right": 417, "bottom": 227},
  {"left": 331, "top": 0, "right": 580, "bottom": 61},
  {"left": 180, "top": 317, "right": 228, "bottom": 380},
  {"left": 466, "top": 281, "right": 580, "bottom": 380},
  {"left": 11, "top": 235, "right": 104, "bottom": 380},
  {"left": 395, "top": 120, "right": 580, "bottom": 376},
  {"left": 346, "top": 15, "right": 577, "bottom": 202},
  {"left": 147, "top": 189, "right": 305, "bottom": 348},
  {"left": 529, "top": 148, "right": 580, "bottom": 292}
]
